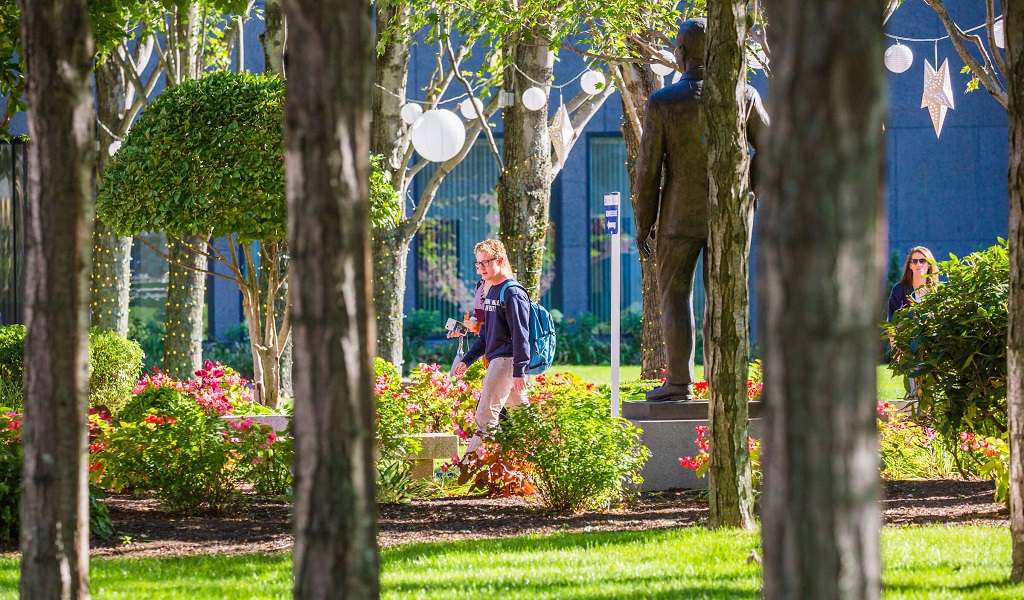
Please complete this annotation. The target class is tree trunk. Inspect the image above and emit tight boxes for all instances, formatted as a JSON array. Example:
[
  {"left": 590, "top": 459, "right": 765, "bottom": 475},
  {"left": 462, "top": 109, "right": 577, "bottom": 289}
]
[
  {"left": 619, "top": 63, "right": 667, "bottom": 380},
  {"left": 498, "top": 31, "right": 554, "bottom": 298},
  {"left": 760, "top": 1, "right": 885, "bottom": 598},
  {"left": 163, "top": 233, "right": 207, "bottom": 377},
  {"left": 1005, "top": 2, "right": 1024, "bottom": 582},
  {"left": 283, "top": 0, "right": 379, "bottom": 596},
  {"left": 244, "top": 241, "right": 288, "bottom": 409},
  {"left": 370, "top": 2, "right": 411, "bottom": 365},
  {"left": 372, "top": 226, "right": 410, "bottom": 367},
  {"left": 17, "top": 0, "right": 95, "bottom": 596},
  {"left": 260, "top": 0, "right": 287, "bottom": 76},
  {"left": 91, "top": 58, "right": 132, "bottom": 335},
  {"left": 703, "top": 0, "right": 755, "bottom": 530}
]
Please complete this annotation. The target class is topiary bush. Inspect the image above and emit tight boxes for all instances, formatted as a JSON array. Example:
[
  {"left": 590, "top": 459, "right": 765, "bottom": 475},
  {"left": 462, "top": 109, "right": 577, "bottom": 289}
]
[
  {"left": 0, "top": 325, "right": 143, "bottom": 414},
  {"left": 489, "top": 372, "right": 650, "bottom": 511},
  {"left": 885, "top": 241, "right": 1008, "bottom": 444},
  {"left": 90, "top": 329, "right": 145, "bottom": 415}
]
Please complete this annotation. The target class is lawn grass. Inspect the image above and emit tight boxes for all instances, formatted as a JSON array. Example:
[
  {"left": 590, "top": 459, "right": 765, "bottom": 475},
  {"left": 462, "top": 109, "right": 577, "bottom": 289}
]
[
  {"left": 0, "top": 525, "right": 1019, "bottom": 599},
  {"left": 562, "top": 364, "right": 907, "bottom": 401}
]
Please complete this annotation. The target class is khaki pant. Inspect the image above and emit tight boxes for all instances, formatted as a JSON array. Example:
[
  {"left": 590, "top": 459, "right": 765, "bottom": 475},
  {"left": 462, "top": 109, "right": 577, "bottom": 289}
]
[{"left": 465, "top": 357, "right": 524, "bottom": 454}]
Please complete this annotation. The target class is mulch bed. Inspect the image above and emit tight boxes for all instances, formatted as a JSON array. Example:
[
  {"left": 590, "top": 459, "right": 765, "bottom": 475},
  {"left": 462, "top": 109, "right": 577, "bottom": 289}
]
[{"left": 0, "top": 479, "right": 1007, "bottom": 559}]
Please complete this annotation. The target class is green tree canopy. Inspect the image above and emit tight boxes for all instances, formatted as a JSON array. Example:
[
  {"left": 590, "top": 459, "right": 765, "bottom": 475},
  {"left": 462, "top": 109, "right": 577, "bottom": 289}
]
[{"left": 98, "top": 70, "right": 287, "bottom": 243}]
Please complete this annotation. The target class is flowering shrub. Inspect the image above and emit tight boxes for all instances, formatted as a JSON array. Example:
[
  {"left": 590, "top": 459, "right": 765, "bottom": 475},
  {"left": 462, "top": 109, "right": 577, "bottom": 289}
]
[
  {"left": 959, "top": 431, "right": 1009, "bottom": 506},
  {"left": 678, "top": 426, "right": 762, "bottom": 493},
  {"left": 1, "top": 408, "right": 115, "bottom": 542},
  {"left": 403, "top": 362, "right": 483, "bottom": 438},
  {"left": 876, "top": 401, "right": 958, "bottom": 480},
  {"left": 374, "top": 357, "right": 416, "bottom": 461},
  {"left": 489, "top": 372, "right": 650, "bottom": 511},
  {"left": 123, "top": 361, "right": 259, "bottom": 421}
]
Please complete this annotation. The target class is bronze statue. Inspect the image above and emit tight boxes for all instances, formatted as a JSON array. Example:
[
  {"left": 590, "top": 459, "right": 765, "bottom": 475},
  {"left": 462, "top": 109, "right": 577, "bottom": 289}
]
[{"left": 634, "top": 18, "right": 769, "bottom": 402}]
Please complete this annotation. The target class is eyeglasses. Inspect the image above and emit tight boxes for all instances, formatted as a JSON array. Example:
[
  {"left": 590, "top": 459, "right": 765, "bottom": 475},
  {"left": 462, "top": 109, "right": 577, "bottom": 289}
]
[
  {"left": 474, "top": 258, "right": 497, "bottom": 269},
  {"left": 910, "top": 258, "right": 929, "bottom": 265}
]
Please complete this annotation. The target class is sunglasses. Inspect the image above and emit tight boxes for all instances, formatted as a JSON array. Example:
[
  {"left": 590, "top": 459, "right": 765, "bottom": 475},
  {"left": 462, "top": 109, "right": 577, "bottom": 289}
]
[{"left": 909, "top": 258, "right": 929, "bottom": 265}]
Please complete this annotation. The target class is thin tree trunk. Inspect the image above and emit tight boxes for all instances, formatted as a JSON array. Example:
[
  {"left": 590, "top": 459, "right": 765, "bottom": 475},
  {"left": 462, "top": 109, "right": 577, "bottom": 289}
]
[
  {"left": 260, "top": 0, "right": 286, "bottom": 76},
  {"left": 163, "top": 233, "right": 207, "bottom": 377},
  {"left": 618, "top": 63, "right": 667, "bottom": 380},
  {"left": 372, "top": 227, "right": 410, "bottom": 367},
  {"left": 498, "top": 31, "right": 554, "bottom": 298},
  {"left": 760, "top": 1, "right": 886, "bottom": 598},
  {"left": 92, "top": 59, "right": 132, "bottom": 335},
  {"left": 283, "top": 0, "right": 379, "bottom": 595},
  {"left": 17, "top": 0, "right": 95, "bottom": 596},
  {"left": 1005, "top": 2, "right": 1024, "bottom": 582},
  {"left": 703, "top": 0, "right": 755, "bottom": 530}
]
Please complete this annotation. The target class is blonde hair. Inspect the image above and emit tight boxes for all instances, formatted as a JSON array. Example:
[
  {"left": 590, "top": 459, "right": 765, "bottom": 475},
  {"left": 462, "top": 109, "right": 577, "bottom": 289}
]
[{"left": 474, "top": 239, "right": 514, "bottom": 278}]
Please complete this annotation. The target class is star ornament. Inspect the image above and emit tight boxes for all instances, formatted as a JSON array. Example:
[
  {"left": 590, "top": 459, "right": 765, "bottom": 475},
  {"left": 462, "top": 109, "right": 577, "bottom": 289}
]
[
  {"left": 549, "top": 103, "right": 576, "bottom": 168},
  {"left": 921, "top": 58, "right": 955, "bottom": 138}
]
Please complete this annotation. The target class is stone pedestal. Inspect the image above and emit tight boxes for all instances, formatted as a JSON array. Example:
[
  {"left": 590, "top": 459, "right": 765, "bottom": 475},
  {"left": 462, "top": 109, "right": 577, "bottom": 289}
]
[
  {"left": 405, "top": 432, "right": 459, "bottom": 480},
  {"left": 624, "top": 400, "right": 763, "bottom": 491}
]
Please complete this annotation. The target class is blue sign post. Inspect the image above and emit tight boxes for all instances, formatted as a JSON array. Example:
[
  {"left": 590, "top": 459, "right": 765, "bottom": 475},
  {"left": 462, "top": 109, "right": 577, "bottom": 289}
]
[{"left": 604, "top": 192, "right": 621, "bottom": 417}]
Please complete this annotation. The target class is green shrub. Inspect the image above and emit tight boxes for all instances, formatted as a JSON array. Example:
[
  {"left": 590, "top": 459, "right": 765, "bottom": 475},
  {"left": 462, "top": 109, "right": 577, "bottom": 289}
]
[
  {"left": 374, "top": 357, "right": 414, "bottom": 460},
  {"left": 128, "top": 316, "right": 163, "bottom": 373},
  {"left": 89, "top": 329, "right": 144, "bottom": 415},
  {"left": 554, "top": 312, "right": 610, "bottom": 365},
  {"left": 0, "top": 325, "right": 144, "bottom": 414},
  {"left": 490, "top": 373, "right": 650, "bottom": 511},
  {"left": 116, "top": 385, "right": 194, "bottom": 424},
  {"left": 885, "top": 242, "right": 1008, "bottom": 445}
]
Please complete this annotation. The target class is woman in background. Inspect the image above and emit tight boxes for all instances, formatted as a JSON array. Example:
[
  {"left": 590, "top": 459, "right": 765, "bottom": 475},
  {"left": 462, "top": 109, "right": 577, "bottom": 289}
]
[{"left": 887, "top": 245, "right": 939, "bottom": 322}]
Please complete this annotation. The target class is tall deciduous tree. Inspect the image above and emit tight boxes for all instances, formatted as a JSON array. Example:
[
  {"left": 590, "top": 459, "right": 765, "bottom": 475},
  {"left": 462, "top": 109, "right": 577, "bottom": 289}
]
[
  {"left": 16, "top": 0, "right": 95, "bottom": 596},
  {"left": 702, "top": 0, "right": 755, "bottom": 529},
  {"left": 283, "top": 0, "right": 379, "bottom": 595},
  {"left": 1006, "top": 1, "right": 1024, "bottom": 582},
  {"left": 759, "top": 0, "right": 885, "bottom": 597}
]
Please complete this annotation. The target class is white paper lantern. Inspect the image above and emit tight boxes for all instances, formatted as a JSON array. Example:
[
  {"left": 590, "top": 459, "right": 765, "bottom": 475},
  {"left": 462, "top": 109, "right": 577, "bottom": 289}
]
[
  {"left": 651, "top": 49, "right": 675, "bottom": 76},
  {"left": 884, "top": 44, "right": 913, "bottom": 74},
  {"left": 522, "top": 87, "right": 547, "bottom": 111},
  {"left": 400, "top": 103, "right": 423, "bottom": 125},
  {"left": 409, "top": 109, "right": 466, "bottom": 162},
  {"left": 107, "top": 140, "right": 122, "bottom": 157},
  {"left": 459, "top": 97, "right": 485, "bottom": 120},
  {"left": 580, "top": 70, "right": 606, "bottom": 95},
  {"left": 994, "top": 19, "right": 1005, "bottom": 49}
]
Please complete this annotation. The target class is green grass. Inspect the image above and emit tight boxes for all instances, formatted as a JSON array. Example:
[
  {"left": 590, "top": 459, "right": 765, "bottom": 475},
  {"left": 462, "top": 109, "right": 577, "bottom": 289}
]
[
  {"left": 562, "top": 364, "right": 907, "bottom": 401},
  {"left": 1, "top": 525, "right": 1019, "bottom": 599}
]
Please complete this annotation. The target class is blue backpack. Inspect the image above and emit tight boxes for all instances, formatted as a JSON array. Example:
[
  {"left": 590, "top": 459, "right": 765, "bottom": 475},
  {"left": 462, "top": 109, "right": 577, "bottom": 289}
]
[{"left": 498, "top": 280, "right": 557, "bottom": 375}]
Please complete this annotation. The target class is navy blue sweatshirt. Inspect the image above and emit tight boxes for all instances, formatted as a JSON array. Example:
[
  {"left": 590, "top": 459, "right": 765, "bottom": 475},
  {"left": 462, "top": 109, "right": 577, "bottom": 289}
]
[{"left": 462, "top": 280, "right": 531, "bottom": 377}]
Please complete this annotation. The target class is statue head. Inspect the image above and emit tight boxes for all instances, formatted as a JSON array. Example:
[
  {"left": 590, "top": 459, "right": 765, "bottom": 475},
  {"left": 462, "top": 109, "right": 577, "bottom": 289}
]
[{"left": 674, "top": 18, "right": 707, "bottom": 72}]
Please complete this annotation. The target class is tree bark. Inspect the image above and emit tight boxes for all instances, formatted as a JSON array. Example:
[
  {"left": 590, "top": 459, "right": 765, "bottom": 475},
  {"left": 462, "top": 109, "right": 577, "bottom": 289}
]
[
  {"left": 163, "top": 233, "right": 207, "bottom": 377},
  {"left": 1005, "top": 2, "right": 1024, "bottom": 582},
  {"left": 498, "top": 31, "right": 554, "bottom": 298},
  {"left": 760, "top": 0, "right": 885, "bottom": 598},
  {"left": 91, "top": 58, "right": 132, "bottom": 335},
  {"left": 618, "top": 63, "right": 668, "bottom": 381},
  {"left": 16, "top": 0, "right": 95, "bottom": 596},
  {"left": 260, "top": 0, "right": 287, "bottom": 76},
  {"left": 370, "top": 2, "right": 411, "bottom": 366},
  {"left": 703, "top": 0, "right": 755, "bottom": 530},
  {"left": 283, "top": 0, "right": 379, "bottom": 596}
]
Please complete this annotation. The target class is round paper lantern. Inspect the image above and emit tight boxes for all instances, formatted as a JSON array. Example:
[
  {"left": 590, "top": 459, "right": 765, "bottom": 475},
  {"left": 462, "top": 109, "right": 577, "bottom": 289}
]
[
  {"left": 459, "top": 97, "right": 485, "bottom": 120},
  {"left": 107, "top": 140, "right": 122, "bottom": 157},
  {"left": 400, "top": 102, "right": 423, "bottom": 125},
  {"left": 884, "top": 44, "right": 913, "bottom": 74},
  {"left": 580, "top": 70, "right": 606, "bottom": 95},
  {"left": 651, "top": 49, "right": 675, "bottom": 76},
  {"left": 994, "top": 19, "right": 1005, "bottom": 49},
  {"left": 522, "top": 87, "right": 547, "bottom": 111},
  {"left": 409, "top": 109, "right": 466, "bottom": 162}
]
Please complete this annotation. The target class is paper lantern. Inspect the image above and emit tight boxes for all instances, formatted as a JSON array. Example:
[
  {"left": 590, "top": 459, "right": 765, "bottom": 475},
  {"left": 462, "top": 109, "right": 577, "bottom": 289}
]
[
  {"left": 522, "top": 87, "right": 547, "bottom": 111},
  {"left": 459, "top": 97, "right": 484, "bottom": 120},
  {"left": 884, "top": 44, "right": 913, "bottom": 74},
  {"left": 994, "top": 19, "right": 1005, "bottom": 49},
  {"left": 409, "top": 109, "right": 466, "bottom": 162},
  {"left": 400, "top": 103, "right": 423, "bottom": 125},
  {"left": 651, "top": 49, "right": 675, "bottom": 76},
  {"left": 580, "top": 70, "right": 606, "bottom": 95},
  {"left": 108, "top": 140, "right": 122, "bottom": 157}
]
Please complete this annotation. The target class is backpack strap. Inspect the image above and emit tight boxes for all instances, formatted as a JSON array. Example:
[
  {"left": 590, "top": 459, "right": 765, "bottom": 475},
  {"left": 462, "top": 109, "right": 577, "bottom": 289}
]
[{"left": 497, "top": 280, "right": 526, "bottom": 306}]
